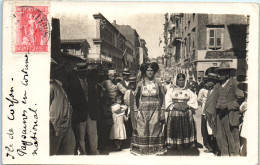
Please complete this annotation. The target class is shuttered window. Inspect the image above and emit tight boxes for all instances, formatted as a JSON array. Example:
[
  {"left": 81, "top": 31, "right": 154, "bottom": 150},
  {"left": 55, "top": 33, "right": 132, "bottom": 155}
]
[{"left": 207, "top": 28, "right": 223, "bottom": 50}]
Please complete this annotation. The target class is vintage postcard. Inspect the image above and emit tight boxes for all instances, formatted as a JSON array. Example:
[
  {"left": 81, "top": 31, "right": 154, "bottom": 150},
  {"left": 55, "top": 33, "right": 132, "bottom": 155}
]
[{"left": 2, "top": 1, "right": 259, "bottom": 165}]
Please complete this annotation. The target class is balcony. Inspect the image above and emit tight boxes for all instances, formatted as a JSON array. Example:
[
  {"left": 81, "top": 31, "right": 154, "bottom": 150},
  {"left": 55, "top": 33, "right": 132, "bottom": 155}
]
[{"left": 172, "top": 28, "right": 182, "bottom": 46}]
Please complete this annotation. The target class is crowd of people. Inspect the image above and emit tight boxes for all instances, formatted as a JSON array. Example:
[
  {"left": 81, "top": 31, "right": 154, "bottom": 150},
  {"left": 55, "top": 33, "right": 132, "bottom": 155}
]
[{"left": 49, "top": 59, "right": 247, "bottom": 156}]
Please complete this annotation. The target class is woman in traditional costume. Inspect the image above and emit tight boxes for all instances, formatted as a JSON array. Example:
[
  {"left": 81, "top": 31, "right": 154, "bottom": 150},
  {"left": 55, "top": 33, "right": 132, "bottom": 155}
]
[
  {"left": 130, "top": 62, "right": 166, "bottom": 155},
  {"left": 165, "top": 73, "right": 198, "bottom": 151}
]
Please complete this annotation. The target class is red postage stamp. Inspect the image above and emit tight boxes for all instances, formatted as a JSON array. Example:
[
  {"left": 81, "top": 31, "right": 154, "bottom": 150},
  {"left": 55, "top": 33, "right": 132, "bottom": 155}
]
[{"left": 15, "top": 6, "right": 49, "bottom": 52}]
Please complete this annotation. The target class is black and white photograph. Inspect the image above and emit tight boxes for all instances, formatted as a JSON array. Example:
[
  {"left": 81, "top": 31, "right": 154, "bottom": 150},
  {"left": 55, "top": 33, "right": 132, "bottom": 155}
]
[
  {"left": 2, "top": 1, "right": 259, "bottom": 165},
  {"left": 50, "top": 10, "right": 249, "bottom": 156}
]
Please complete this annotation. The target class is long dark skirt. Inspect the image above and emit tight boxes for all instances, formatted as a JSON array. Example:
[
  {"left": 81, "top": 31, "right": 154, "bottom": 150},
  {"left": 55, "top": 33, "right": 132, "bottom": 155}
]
[
  {"left": 166, "top": 109, "right": 197, "bottom": 148},
  {"left": 130, "top": 100, "right": 166, "bottom": 155}
]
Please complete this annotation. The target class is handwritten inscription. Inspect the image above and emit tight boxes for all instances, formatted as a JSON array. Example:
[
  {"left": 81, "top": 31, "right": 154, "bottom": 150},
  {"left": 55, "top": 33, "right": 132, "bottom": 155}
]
[
  {"left": 4, "top": 53, "right": 39, "bottom": 160},
  {"left": 6, "top": 84, "right": 19, "bottom": 120},
  {"left": 29, "top": 108, "right": 39, "bottom": 155},
  {"left": 21, "top": 54, "right": 29, "bottom": 86}
]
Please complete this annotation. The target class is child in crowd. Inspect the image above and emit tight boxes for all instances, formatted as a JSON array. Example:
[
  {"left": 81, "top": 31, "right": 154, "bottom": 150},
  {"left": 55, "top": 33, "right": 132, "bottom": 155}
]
[{"left": 109, "top": 95, "right": 128, "bottom": 150}]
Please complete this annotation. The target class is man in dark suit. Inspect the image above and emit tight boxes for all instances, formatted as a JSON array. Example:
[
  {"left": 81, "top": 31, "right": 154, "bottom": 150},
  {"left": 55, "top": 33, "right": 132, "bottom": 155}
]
[
  {"left": 214, "top": 62, "right": 244, "bottom": 156},
  {"left": 67, "top": 63, "right": 100, "bottom": 155}
]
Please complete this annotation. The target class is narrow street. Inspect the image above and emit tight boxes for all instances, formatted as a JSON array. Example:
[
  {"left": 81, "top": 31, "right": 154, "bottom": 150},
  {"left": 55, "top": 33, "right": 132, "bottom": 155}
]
[{"left": 107, "top": 106, "right": 215, "bottom": 156}]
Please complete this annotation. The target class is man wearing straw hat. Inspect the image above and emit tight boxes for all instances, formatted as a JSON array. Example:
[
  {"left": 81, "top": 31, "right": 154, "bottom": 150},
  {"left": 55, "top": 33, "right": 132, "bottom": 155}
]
[
  {"left": 120, "top": 68, "right": 131, "bottom": 89},
  {"left": 214, "top": 61, "right": 244, "bottom": 156},
  {"left": 67, "top": 62, "right": 99, "bottom": 155}
]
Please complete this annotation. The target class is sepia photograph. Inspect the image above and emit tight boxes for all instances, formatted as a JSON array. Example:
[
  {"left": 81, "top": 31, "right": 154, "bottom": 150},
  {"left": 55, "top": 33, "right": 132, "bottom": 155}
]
[
  {"left": 50, "top": 11, "right": 249, "bottom": 156},
  {"left": 2, "top": 1, "right": 259, "bottom": 165}
]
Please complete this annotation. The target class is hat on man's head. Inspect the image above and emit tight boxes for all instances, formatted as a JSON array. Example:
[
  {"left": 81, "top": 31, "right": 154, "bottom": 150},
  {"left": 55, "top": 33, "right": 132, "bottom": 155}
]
[
  {"left": 205, "top": 67, "right": 219, "bottom": 75},
  {"left": 204, "top": 73, "right": 219, "bottom": 80},
  {"left": 122, "top": 68, "right": 130, "bottom": 75},
  {"left": 215, "top": 61, "right": 236, "bottom": 73},
  {"left": 73, "top": 62, "right": 88, "bottom": 71},
  {"left": 87, "top": 64, "right": 99, "bottom": 75}
]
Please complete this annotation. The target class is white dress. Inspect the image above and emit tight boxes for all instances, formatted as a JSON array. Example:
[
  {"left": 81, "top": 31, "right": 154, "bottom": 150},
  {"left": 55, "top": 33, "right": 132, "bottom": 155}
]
[{"left": 109, "top": 104, "right": 127, "bottom": 140}]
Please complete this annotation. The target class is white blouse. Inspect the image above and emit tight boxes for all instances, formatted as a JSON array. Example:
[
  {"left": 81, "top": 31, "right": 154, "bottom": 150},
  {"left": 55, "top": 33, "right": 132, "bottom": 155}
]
[
  {"left": 141, "top": 81, "right": 158, "bottom": 97},
  {"left": 165, "top": 87, "right": 198, "bottom": 110}
]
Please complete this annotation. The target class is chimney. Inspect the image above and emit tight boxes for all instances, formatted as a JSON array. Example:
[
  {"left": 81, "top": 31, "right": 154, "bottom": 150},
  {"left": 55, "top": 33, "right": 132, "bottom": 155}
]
[{"left": 113, "top": 20, "right": 116, "bottom": 26}]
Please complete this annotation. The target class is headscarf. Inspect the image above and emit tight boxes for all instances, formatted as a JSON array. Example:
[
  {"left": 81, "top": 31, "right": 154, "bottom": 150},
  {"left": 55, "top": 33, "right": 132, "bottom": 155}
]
[{"left": 172, "top": 73, "right": 188, "bottom": 89}]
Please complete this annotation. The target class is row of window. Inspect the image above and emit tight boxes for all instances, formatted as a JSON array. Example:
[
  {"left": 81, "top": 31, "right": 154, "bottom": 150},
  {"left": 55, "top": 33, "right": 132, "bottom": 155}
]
[
  {"left": 172, "top": 27, "right": 224, "bottom": 62},
  {"left": 101, "top": 28, "right": 125, "bottom": 51}
]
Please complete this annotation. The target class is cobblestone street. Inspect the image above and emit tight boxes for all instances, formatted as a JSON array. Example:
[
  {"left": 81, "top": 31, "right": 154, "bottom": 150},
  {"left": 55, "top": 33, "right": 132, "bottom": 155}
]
[{"left": 106, "top": 106, "right": 215, "bottom": 156}]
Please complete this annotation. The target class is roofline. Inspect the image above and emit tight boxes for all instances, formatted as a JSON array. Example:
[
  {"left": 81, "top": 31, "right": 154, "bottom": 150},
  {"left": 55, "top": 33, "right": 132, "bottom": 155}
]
[
  {"left": 93, "top": 13, "right": 126, "bottom": 40},
  {"left": 61, "top": 39, "right": 87, "bottom": 43}
]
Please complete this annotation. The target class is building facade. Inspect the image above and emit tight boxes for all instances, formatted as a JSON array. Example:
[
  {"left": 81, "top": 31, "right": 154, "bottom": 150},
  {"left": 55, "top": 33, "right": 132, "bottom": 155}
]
[
  {"left": 61, "top": 39, "right": 90, "bottom": 58},
  {"left": 163, "top": 13, "right": 249, "bottom": 79},
  {"left": 54, "top": 13, "right": 142, "bottom": 73},
  {"left": 114, "top": 23, "right": 147, "bottom": 68}
]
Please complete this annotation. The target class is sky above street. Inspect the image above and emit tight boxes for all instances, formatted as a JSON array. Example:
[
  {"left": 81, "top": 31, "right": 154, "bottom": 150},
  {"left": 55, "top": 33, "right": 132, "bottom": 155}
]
[
  {"left": 104, "top": 13, "right": 165, "bottom": 58},
  {"left": 52, "top": 2, "right": 165, "bottom": 58}
]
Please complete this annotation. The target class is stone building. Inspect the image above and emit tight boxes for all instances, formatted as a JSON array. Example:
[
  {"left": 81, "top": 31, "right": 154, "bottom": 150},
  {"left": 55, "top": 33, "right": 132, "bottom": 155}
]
[
  {"left": 54, "top": 13, "right": 139, "bottom": 72},
  {"left": 114, "top": 23, "right": 149, "bottom": 69},
  {"left": 163, "top": 13, "right": 249, "bottom": 79}
]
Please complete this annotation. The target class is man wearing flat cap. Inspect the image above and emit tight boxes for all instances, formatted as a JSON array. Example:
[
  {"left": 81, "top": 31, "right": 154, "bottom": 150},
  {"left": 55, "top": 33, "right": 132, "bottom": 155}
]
[
  {"left": 67, "top": 62, "right": 99, "bottom": 155},
  {"left": 213, "top": 62, "right": 244, "bottom": 156}
]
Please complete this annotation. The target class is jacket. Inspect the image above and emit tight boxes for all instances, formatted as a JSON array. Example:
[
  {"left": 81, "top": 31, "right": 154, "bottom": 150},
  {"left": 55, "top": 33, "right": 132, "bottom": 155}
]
[
  {"left": 204, "top": 85, "right": 218, "bottom": 136},
  {"left": 120, "top": 80, "right": 131, "bottom": 90},
  {"left": 67, "top": 74, "right": 88, "bottom": 122},
  {"left": 87, "top": 79, "right": 102, "bottom": 120},
  {"left": 50, "top": 79, "right": 72, "bottom": 136},
  {"left": 216, "top": 79, "right": 244, "bottom": 126}
]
